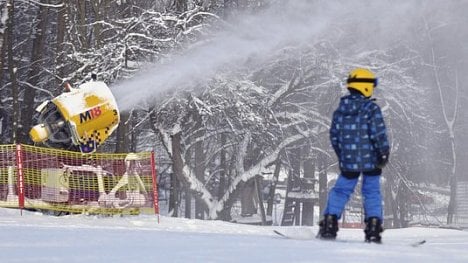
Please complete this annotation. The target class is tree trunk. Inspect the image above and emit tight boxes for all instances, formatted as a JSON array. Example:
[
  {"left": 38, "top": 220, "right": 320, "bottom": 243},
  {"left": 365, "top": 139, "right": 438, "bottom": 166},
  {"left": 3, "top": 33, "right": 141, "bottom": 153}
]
[
  {"left": 241, "top": 178, "right": 257, "bottom": 216},
  {"left": 448, "top": 175, "right": 456, "bottom": 224},
  {"left": 318, "top": 156, "right": 328, "bottom": 216},
  {"left": 302, "top": 158, "right": 315, "bottom": 226},
  {"left": 19, "top": 1, "right": 49, "bottom": 143},
  {"left": 184, "top": 190, "right": 191, "bottom": 218},
  {"left": 447, "top": 136, "right": 457, "bottom": 224},
  {"left": 0, "top": 4, "right": 8, "bottom": 142},
  {"left": 266, "top": 160, "right": 281, "bottom": 216},
  {"left": 291, "top": 148, "right": 301, "bottom": 225},
  {"left": 91, "top": 0, "right": 102, "bottom": 48},
  {"left": 0, "top": 4, "right": 7, "bottom": 86},
  {"left": 217, "top": 135, "right": 234, "bottom": 221},
  {"left": 7, "top": 0, "right": 19, "bottom": 143},
  {"left": 383, "top": 176, "right": 394, "bottom": 228},
  {"left": 54, "top": 0, "right": 67, "bottom": 95},
  {"left": 194, "top": 134, "right": 206, "bottom": 219},
  {"left": 218, "top": 154, "right": 236, "bottom": 221},
  {"left": 76, "top": 1, "right": 88, "bottom": 49},
  {"left": 168, "top": 170, "right": 180, "bottom": 217},
  {"left": 217, "top": 133, "right": 227, "bottom": 200},
  {"left": 399, "top": 185, "right": 409, "bottom": 228},
  {"left": 169, "top": 132, "right": 185, "bottom": 217},
  {"left": 130, "top": 113, "right": 138, "bottom": 152},
  {"left": 115, "top": 112, "right": 130, "bottom": 153},
  {"left": 255, "top": 175, "right": 267, "bottom": 225}
]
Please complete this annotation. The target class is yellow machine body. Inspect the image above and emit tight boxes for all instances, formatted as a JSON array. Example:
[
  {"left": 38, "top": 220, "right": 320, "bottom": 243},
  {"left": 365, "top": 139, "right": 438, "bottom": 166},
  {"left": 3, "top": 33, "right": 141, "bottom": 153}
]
[{"left": 29, "top": 81, "right": 120, "bottom": 153}]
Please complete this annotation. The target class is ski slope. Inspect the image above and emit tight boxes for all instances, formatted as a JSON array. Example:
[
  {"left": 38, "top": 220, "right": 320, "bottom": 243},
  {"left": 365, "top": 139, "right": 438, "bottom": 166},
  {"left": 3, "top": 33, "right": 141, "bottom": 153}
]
[{"left": 0, "top": 208, "right": 467, "bottom": 263}]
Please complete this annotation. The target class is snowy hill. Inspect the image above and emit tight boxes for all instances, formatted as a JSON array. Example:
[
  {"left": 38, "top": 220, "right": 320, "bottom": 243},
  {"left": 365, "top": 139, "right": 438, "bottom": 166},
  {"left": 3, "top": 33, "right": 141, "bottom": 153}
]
[{"left": 0, "top": 208, "right": 467, "bottom": 263}]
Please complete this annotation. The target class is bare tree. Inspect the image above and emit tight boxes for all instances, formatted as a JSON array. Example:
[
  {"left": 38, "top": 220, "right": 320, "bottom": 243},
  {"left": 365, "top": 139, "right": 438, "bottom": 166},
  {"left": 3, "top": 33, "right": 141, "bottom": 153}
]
[
  {"left": 422, "top": 16, "right": 461, "bottom": 224},
  {"left": 7, "top": 0, "right": 19, "bottom": 143},
  {"left": 19, "top": 0, "right": 49, "bottom": 143},
  {"left": 0, "top": 3, "right": 8, "bottom": 84}
]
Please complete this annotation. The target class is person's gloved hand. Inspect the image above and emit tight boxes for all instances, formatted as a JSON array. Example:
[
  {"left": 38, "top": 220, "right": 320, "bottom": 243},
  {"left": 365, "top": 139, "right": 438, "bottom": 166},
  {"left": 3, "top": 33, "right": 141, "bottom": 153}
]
[{"left": 376, "top": 152, "right": 389, "bottom": 169}]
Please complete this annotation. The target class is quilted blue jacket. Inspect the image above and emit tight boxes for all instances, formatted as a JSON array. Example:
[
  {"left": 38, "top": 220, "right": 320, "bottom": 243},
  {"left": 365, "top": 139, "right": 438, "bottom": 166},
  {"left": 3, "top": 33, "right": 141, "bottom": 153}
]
[{"left": 330, "top": 92, "right": 389, "bottom": 172}]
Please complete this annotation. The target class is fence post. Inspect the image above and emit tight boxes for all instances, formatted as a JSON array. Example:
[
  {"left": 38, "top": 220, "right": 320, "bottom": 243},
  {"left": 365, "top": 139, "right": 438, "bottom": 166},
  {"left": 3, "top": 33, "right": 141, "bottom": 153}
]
[
  {"left": 151, "top": 151, "right": 160, "bottom": 222},
  {"left": 15, "top": 144, "right": 25, "bottom": 215}
]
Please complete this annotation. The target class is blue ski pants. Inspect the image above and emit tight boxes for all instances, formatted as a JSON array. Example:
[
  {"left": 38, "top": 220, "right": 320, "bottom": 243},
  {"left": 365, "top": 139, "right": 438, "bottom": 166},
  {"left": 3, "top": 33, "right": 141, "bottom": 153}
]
[{"left": 324, "top": 174, "right": 382, "bottom": 221}]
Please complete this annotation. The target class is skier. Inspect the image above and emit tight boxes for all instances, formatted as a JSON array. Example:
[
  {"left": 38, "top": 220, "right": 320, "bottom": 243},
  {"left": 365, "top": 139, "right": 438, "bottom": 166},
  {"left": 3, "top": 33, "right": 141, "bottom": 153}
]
[{"left": 318, "top": 68, "right": 390, "bottom": 243}]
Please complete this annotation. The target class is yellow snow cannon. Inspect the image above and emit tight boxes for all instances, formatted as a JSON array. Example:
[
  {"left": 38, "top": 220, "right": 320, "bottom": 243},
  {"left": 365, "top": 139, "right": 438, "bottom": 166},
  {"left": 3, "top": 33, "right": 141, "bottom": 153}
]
[{"left": 29, "top": 81, "right": 120, "bottom": 153}]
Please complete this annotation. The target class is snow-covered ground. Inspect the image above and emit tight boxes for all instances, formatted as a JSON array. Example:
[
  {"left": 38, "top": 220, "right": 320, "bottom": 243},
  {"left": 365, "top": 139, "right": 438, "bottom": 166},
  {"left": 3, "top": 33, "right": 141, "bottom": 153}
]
[{"left": 0, "top": 208, "right": 467, "bottom": 263}]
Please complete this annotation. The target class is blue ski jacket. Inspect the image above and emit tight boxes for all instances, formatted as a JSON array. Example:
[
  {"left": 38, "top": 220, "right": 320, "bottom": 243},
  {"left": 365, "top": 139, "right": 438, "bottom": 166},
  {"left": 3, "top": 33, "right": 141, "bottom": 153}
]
[{"left": 330, "top": 92, "right": 389, "bottom": 173}]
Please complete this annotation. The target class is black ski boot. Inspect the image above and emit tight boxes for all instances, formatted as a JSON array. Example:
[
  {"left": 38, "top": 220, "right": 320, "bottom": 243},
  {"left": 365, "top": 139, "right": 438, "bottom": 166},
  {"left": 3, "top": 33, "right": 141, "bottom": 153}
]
[
  {"left": 364, "top": 217, "right": 383, "bottom": 243},
  {"left": 318, "top": 214, "right": 338, "bottom": 240}
]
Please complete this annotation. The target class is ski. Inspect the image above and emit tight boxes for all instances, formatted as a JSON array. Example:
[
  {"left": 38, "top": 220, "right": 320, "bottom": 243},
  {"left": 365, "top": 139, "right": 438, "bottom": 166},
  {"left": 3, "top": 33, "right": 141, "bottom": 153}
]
[
  {"left": 273, "top": 229, "right": 316, "bottom": 240},
  {"left": 273, "top": 230, "right": 426, "bottom": 247},
  {"left": 274, "top": 230, "right": 357, "bottom": 243},
  {"left": 273, "top": 230, "right": 287, "bottom": 238}
]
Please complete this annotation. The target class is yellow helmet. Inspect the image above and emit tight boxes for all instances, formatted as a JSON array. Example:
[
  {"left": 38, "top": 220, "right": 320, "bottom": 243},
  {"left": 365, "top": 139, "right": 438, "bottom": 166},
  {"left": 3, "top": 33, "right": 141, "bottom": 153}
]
[{"left": 346, "top": 68, "right": 378, "bottom": 97}]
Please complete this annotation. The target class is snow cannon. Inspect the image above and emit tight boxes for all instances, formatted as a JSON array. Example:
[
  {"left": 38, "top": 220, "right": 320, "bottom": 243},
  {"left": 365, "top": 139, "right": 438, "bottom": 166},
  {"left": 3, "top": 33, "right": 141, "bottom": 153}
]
[{"left": 29, "top": 81, "right": 120, "bottom": 153}]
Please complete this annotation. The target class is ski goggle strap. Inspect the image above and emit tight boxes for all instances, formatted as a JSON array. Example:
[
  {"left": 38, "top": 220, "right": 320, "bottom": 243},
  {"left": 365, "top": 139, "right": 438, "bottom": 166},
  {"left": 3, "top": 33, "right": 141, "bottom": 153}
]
[{"left": 347, "top": 77, "right": 378, "bottom": 87}]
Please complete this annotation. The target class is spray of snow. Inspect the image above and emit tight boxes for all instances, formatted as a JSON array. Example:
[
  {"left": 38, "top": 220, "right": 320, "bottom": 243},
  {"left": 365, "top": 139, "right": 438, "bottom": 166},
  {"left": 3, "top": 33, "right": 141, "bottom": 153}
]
[
  {"left": 111, "top": 1, "right": 417, "bottom": 111},
  {"left": 112, "top": 0, "right": 463, "bottom": 111}
]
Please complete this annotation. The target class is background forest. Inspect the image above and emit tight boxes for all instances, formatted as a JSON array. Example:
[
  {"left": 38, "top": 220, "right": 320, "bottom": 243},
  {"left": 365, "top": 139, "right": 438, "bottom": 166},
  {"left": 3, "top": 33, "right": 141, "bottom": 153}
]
[{"left": 0, "top": 0, "right": 467, "bottom": 227}]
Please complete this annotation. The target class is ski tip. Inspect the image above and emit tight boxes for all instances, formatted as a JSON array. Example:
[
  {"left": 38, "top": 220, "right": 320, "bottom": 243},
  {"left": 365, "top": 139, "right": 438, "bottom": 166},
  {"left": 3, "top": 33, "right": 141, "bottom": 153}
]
[
  {"left": 273, "top": 230, "right": 287, "bottom": 238},
  {"left": 411, "top": 240, "right": 426, "bottom": 247}
]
